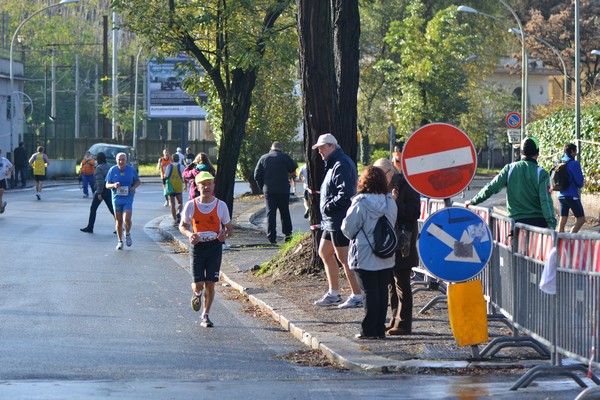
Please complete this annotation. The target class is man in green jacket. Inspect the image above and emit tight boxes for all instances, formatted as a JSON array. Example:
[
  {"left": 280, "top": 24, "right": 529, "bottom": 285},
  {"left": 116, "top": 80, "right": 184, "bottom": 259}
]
[{"left": 465, "top": 137, "right": 557, "bottom": 229}]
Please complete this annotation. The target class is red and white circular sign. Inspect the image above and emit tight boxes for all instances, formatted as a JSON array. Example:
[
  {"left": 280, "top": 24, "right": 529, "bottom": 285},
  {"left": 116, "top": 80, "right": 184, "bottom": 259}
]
[{"left": 401, "top": 123, "right": 477, "bottom": 199}]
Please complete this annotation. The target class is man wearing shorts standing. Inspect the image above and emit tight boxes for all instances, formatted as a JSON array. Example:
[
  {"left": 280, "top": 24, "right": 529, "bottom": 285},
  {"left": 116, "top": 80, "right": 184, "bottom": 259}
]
[
  {"left": 179, "top": 171, "right": 233, "bottom": 328},
  {"left": 312, "top": 134, "right": 363, "bottom": 309},
  {"left": 29, "top": 146, "right": 49, "bottom": 200},
  {"left": 106, "top": 152, "right": 140, "bottom": 250},
  {"left": 557, "top": 143, "right": 585, "bottom": 233}
]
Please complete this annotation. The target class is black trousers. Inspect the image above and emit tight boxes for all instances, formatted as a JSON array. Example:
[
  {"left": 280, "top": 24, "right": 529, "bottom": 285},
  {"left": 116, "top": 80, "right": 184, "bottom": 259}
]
[
  {"left": 388, "top": 267, "right": 413, "bottom": 331},
  {"left": 355, "top": 268, "right": 392, "bottom": 337},
  {"left": 86, "top": 188, "right": 115, "bottom": 229},
  {"left": 265, "top": 192, "right": 292, "bottom": 242}
]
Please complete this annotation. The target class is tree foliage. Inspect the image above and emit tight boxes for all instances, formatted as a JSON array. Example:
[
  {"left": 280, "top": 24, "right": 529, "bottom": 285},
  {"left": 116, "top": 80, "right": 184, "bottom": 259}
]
[{"left": 112, "top": 0, "right": 296, "bottom": 213}]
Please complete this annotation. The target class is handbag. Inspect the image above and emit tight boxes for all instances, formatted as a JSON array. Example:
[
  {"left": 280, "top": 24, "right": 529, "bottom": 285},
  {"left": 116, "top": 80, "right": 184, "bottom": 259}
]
[{"left": 397, "top": 225, "right": 412, "bottom": 258}]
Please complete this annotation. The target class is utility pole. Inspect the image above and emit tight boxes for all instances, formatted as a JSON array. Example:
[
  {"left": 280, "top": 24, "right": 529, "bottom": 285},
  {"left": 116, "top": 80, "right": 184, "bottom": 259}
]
[{"left": 102, "top": 15, "right": 109, "bottom": 139}]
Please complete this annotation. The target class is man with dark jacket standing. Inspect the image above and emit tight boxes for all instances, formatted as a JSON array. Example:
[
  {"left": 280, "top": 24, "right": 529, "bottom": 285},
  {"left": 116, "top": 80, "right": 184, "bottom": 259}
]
[
  {"left": 254, "top": 142, "right": 298, "bottom": 244},
  {"left": 13, "top": 142, "right": 28, "bottom": 188},
  {"left": 312, "top": 134, "right": 363, "bottom": 309}
]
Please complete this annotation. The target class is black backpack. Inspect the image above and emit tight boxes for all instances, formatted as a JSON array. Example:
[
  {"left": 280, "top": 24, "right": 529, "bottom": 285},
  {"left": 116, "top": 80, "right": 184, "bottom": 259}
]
[
  {"left": 549, "top": 159, "right": 571, "bottom": 191},
  {"left": 361, "top": 215, "right": 398, "bottom": 259}
]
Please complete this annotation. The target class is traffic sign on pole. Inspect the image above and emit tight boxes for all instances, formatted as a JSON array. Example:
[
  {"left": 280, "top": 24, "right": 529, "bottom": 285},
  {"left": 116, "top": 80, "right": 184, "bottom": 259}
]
[
  {"left": 505, "top": 112, "right": 522, "bottom": 129},
  {"left": 418, "top": 207, "right": 492, "bottom": 282},
  {"left": 401, "top": 123, "right": 477, "bottom": 199}
]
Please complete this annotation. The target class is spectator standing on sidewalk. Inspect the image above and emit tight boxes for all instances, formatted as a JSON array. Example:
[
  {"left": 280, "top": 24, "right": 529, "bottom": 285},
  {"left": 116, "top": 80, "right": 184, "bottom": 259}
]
[
  {"left": 79, "top": 151, "right": 96, "bottom": 198},
  {"left": 0, "top": 149, "right": 13, "bottom": 214},
  {"left": 80, "top": 152, "right": 114, "bottom": 233},
  {"left": 312, "top": 133, "right": 363, "bottom": 309},
  {"left": 254, "top": 141, "right": 298, "bottom": 244},
  {"left": 374, "top": 158, "right": 420, "bottom": 336},
  {"left": 106, "top": 152, "right": 140, "bottom": 250},
  {"left": 13, "top": 142, "right": 28, "bottom": 188},
  {"left": 557, "top": 143, "right": 585, "bottom": 233},
  {"left": 298, "top": 164, "right": 309, "bottom": 219},
  {"left": 179, "top": 171, "right": 233, "bottom": 328},
  {"left": 29, "top": 146, "right": 49, "bottom": 200},
  {"left": 157, "top": 149, "right": 171, "bottom": 207},
  {"left": 341, "top": 166, "right": 397, "bottom": 339},
  {"left": 466, "top": 137, "right": 557, "bottom": 229}
]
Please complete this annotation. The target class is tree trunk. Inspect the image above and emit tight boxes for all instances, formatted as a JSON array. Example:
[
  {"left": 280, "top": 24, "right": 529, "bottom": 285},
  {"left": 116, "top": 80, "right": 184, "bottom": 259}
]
[
  {"left": 214, "top": 70, "right": 258, "bottom": 215},
  {"left": 298, "top": 0, "right": 360, "bottom": 270},
  {"left": 331, "top": 0, "right": 360, "bottom": 162}
]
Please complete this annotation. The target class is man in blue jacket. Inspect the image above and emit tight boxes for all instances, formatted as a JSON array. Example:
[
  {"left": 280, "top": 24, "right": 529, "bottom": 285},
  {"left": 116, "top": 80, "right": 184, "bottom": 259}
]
[
  {"left": 557, "top": 143, "right": 585, "bottom": 233},
  {"left": 254, "top": 142, "right": 298, "bottom": 244},
  {"left": 312, "top": 133, "right": 363, "bottom": 309}
]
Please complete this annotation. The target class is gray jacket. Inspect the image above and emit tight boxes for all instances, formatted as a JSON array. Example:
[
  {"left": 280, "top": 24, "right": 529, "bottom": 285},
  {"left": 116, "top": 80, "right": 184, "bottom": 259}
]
[
  {"left": 94, "top": 163, "right": 111, "bottom": 196},
  {"left": 341, "top": 193, "right": 397, "bottom": 271}
]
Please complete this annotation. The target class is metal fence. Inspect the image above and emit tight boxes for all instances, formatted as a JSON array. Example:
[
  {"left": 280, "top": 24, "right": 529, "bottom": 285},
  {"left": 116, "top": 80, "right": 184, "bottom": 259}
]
[{"left": 412, "top": 202, "right": 600, "bottom": 395}]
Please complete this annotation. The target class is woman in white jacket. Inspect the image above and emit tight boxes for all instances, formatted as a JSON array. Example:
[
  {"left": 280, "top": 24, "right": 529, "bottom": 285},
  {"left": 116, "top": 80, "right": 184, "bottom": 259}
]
[{"left": 342, "top": 166, "right": 397, "bottom": 339}]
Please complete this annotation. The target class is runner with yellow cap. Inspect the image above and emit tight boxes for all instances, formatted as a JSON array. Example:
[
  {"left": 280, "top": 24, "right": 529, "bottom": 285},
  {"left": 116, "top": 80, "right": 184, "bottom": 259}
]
[{"left": 179, "top": 171, "right": 233, "bottom": 328}]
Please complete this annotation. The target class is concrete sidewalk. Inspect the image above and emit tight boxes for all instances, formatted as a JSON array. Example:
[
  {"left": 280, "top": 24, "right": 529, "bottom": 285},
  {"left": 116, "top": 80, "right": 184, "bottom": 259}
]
[{"left": 154, "top": 196, "right": 554, "bottom": 374}]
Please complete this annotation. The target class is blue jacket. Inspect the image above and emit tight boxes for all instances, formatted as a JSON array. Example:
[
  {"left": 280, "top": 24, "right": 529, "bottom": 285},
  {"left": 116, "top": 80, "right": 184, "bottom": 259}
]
[
  {"left": 558, "top": 153, "right": 584, "bottom": 198},
  {"left": 319, "top": 146, "right": 357, "bottom": 232}
]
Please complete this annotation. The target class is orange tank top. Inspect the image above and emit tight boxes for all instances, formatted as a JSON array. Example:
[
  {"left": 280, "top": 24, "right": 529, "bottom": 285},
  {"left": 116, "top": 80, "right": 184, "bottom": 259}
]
[
  {"left": 160, "top": 157, "right": 170, "bottom": 178},
  {"left": 192, "top": 199, "right": 221, "bottom": 234}
]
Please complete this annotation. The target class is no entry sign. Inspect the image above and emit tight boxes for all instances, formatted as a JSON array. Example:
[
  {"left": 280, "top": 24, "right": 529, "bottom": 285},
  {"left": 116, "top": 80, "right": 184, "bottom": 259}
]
[{"left": 401, "top": 123, "right": 477, "bottom": 199}]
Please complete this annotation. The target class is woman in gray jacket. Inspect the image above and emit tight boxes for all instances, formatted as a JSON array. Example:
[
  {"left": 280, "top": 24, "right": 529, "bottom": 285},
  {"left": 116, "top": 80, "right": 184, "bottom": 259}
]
[{"left": 342, "top": 166, "right": 397, "bottom": 339}]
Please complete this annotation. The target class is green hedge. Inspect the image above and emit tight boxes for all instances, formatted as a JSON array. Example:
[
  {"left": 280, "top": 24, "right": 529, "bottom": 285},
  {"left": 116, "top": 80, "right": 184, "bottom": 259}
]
[{"left": 527, "top": 104, "right": 600, "bottom": 192}]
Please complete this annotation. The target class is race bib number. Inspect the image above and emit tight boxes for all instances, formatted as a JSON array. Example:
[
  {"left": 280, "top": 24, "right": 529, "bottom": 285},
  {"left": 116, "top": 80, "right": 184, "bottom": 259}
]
[
  {"left": 116, "top": 186, "right": 129, "bottom": 196},
  {"left": 197, "top": 231, "right": 217, "bottom": 242}
]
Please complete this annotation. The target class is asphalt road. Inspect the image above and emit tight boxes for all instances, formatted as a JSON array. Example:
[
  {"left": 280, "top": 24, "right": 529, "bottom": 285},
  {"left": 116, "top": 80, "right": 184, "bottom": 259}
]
[{"left": 0, "top": 181, "right": 588, "bottom": 399}]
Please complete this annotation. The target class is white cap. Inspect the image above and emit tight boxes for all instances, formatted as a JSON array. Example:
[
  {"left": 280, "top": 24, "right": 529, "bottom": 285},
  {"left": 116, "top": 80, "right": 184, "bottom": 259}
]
[
  {"left": 177, "top": 147, "right": 182, "bottom": 152},
  {"left": 311, "top": 133, "right": 338, "bottom": 149}
]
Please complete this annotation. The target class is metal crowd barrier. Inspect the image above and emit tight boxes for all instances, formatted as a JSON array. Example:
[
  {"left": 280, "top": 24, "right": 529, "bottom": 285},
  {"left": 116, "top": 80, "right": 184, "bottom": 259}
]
[
  {"left": 511, "top": 232, "right": 600, "bottom": 393},
  {"left": 410, "top": 199, "right": 600, "bottom": 394},
  {"left": 411, "top": 198, "right": 450, "bottom": 313}
]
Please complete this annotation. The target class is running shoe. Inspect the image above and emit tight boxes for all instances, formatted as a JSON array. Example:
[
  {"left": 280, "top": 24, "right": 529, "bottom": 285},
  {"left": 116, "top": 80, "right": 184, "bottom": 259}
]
[
  {"left": 314, "top": 292, "right": 342, "bottom": 306},
  {"left": 36, "top": 193, "right": 41, "bottom": 200},
  {"left": 125, "top": 234, "right": 132, "bottom": 247},
  {"left": 0, "top": 201, "right": 6, "bottom": 214},
  {"left": 116, "top": 241, "right": 123, "bottom": 250},
  {"left": 191, "top": 295, "right": 202, "bottom": 312},
  {"left": 200, "top": 315, "right": 214, "bottom": 328},
  {"left": 338, "top": 296, "right": 363, "bottom": 309}
]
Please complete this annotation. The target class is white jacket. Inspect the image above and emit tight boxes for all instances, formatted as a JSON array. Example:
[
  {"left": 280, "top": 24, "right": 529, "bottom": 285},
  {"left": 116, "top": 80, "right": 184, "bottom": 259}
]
[{"left": 341, "top": 193, "right": 398, "bottom": 271}]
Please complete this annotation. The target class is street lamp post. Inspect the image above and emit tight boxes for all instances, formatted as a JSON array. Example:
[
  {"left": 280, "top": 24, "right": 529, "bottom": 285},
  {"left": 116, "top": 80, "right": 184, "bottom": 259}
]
[
  {"left": 9, "top": 0, "right": 79, "bottom": 160},
  {"left": 457, "top": 4, "right": 527, "bottom": 143},
  {"left": 133, "top": 45, "right": 145, "bottom": 150},
  {"left": 511, "top": 28, "right": 568, "bottom": 107}
]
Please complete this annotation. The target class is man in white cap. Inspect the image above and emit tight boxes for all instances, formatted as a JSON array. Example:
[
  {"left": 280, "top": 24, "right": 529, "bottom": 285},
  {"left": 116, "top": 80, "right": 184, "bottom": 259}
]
[
  {"left": 312, "top": 133, "right": 363, "bottom": 309},
  {"left": 175, "top": 147, "right": 185, "bottom": 165}
]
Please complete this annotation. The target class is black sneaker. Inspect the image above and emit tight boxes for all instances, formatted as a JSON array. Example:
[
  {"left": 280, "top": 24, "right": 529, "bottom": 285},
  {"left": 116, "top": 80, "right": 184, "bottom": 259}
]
[
  {"left": 200, "top": 315, "right": 213, "bottom": 328},
  {"left": 303, "top": 209, "right": 309, "bottom": 219}
]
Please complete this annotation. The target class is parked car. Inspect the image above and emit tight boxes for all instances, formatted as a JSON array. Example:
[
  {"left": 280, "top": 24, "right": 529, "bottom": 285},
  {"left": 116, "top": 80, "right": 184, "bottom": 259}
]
[
  {"left": 160, "top": 77, "right": 180, "bottom": 91},
  {"left": 87, "top": 143, "right": 139, "bottom": 172}
]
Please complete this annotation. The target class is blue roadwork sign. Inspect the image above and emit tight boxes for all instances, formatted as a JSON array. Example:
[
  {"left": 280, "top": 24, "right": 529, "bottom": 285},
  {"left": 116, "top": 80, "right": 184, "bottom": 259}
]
[{"left": 418, "top": 207, "right": 492, "bottom": 282}]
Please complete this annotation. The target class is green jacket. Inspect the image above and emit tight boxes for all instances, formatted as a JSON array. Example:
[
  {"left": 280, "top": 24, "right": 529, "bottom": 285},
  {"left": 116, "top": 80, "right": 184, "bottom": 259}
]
[{"left": 470, "top": 158, "right": 557, "bottom": 228}]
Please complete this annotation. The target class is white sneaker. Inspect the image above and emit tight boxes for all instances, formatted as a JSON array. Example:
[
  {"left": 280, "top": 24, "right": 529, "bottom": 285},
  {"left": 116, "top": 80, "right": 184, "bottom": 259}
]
[
  {"left": 36, "top": 193, "right": 41, "bottom": 200},
  {"left": 116, "top": 241, "right": 123, "bottom": 250},
  {"left": 314, "top": 292, "right": 342, "bottom": 306},
  {"left": 338, "top": 296, "right": 363, "bottom": 309},
  {"left": 164, "top": 200, "right": 169, "bottom": 207},
  {"left": 125, "top": 234, "right": 132, "bottom": 247}
]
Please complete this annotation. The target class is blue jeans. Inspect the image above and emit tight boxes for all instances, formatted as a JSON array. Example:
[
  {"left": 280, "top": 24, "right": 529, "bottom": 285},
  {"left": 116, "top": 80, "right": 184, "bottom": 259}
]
[{"left": 82, "top": 174, "right": 96, "bottom": 196}]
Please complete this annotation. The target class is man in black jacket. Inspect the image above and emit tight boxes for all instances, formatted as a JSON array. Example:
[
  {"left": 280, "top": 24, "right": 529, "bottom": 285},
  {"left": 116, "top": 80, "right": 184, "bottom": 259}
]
[
  {"left": 13, "top": 142, "right": 28, "bottom": 188},
  {"left": 254, "top": 142, "right": 298, "bottom": 244}
]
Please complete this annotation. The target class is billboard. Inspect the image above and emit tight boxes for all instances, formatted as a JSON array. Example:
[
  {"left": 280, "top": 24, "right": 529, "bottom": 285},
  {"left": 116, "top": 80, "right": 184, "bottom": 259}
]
[{"left": 147, "top": 57, "right": 208, "bottom": 119}]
